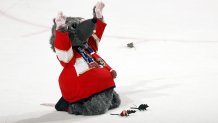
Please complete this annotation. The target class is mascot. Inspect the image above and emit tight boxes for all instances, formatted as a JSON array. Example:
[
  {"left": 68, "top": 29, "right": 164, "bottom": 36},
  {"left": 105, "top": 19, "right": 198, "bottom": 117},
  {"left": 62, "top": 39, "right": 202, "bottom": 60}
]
[{"left": 49, "top": 1, "right": 121, "bottom": 115}]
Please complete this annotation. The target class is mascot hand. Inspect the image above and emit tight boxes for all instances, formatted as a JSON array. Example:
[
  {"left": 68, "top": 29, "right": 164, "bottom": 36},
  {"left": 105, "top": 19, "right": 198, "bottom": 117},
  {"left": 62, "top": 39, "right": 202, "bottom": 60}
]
[
  {"left": 94, "top": 1, "right": 105, "bottom": 19},
  {"left": 55, "top": 11, "right": 66, "bottom": 30},
  {"left": 110, "top": 70, "right": 117, "bottom": 79}
]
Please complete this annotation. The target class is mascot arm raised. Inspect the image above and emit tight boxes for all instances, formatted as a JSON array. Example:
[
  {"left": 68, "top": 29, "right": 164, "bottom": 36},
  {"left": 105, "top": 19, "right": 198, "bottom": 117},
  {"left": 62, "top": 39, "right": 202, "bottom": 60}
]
[
  {"left": 89, "top": 1, "right": 107, "bottom": 52},
  {"left": 88, "top": 19, "right": 106, "bottom": 52},
  {"left": 93, "top": 1, "right": 106, "bottom": 40},
  {"left": 54, "top": 12, "right": 74, "bottom": 65}
]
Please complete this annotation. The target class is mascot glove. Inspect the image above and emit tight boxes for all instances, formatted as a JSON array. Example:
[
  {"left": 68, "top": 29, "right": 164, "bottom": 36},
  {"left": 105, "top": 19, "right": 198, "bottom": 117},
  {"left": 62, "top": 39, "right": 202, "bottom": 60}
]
[
  {"left": 110, "top": 69, "right": 117, "bottom": 79},
  {"left": 95, "top": 1, "right": 105, "bottom": 18},
  {"left": 55, "top": 11, "right": 66, "bottom": 30}
]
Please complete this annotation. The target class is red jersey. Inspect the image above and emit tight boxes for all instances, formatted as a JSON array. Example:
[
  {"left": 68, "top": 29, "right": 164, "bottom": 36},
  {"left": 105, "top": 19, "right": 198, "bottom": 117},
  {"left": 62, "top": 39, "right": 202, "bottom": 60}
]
[{"left": 54, "top": 19, "right": 115, "bottom": 103}]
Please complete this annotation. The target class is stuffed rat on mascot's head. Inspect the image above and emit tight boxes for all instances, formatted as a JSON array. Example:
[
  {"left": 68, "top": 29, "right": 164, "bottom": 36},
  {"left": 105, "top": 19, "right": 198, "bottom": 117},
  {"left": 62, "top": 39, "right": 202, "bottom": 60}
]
[{"left": 49, "top": 1, "right": 121, "bottom": 115}]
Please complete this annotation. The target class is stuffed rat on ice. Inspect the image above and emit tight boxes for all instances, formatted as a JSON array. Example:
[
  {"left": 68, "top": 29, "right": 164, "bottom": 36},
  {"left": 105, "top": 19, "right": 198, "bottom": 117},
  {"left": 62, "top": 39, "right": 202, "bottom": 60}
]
[{"left": 49, "top": 1, "right": 121, "bottom": 115}]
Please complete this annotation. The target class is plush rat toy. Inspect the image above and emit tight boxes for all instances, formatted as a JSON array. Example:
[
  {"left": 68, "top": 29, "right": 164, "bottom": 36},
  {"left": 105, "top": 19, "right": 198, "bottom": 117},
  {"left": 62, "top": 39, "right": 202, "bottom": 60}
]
[{"left": 49, "top": 1, "right": 121, "bottom": 115}]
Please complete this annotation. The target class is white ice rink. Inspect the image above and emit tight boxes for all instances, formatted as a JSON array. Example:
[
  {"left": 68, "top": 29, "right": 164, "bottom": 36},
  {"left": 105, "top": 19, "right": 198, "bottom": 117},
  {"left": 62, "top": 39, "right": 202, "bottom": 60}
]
[{"left": 0, "top": 0, "right": 218, "bottom": 123}]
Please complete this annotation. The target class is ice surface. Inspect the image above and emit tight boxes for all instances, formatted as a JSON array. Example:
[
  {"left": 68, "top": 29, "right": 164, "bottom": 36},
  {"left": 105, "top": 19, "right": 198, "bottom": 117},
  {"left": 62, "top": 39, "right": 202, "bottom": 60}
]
[{"left": 0, "top": 0, "right": 218, "bottom": 123}]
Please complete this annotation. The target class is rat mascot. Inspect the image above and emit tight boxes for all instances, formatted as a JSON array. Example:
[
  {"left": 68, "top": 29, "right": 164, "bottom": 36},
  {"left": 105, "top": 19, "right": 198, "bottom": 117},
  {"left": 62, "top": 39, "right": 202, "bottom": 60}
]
[{"left": 49, "top": 1, "right": 121, "bottom": 115}]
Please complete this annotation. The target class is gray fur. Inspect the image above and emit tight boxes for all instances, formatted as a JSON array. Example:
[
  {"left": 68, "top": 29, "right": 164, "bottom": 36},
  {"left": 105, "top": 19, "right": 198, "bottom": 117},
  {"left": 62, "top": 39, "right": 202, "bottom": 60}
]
[
  {"left": 49, "top": 17, "right": 84, "bottom": 52},
  {"left": 68, "top": 89, "right": 121, "bottom": 115},
  {"left": 49, "top": 19, "right": 56, "bottom": 52},
  {"left": 109, "top": 90, "right": 121, "bottom": 109}
]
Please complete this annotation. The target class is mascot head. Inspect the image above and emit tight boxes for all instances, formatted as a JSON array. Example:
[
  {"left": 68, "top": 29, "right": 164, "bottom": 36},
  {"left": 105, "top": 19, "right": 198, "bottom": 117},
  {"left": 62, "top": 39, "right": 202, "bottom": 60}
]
[{"left": 49, "top": 17, "right": 97, "bottom": 52}]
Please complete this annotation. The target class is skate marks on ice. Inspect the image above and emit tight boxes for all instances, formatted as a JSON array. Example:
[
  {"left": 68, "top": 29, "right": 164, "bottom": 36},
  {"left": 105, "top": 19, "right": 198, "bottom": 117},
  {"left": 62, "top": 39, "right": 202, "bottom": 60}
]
[
  {"left": 118, "top": 77, "right": 181, "bottom": 106},
  {"left": 0, "top": 10, "right": 49, "bottom": 29},
  {"left": 4, "top": 111, "right": 94, "bottom": 123},
  {"left": 104, "top": 35, "right": 218, "bottom": 44},
  {"left": 40, "top": 103, "right": 55, "bottom": 107}
]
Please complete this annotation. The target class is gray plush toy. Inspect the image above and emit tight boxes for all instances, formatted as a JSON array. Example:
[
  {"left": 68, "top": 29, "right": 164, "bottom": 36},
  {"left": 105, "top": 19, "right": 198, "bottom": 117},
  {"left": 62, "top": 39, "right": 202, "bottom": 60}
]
[{"left": 49, "top": 1, "right": 121, "bottom": 115}]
